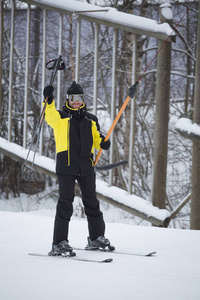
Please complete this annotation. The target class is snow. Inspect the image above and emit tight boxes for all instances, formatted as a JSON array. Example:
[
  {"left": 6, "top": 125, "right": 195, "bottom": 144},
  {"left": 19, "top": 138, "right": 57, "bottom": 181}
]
[
  {"left": 160, "top": 3, "right": 173, "bottom": 20},
  {"left": 0, "top": 137, "right": 56, "bottom": 174},
  {"left": 175, "top": 118, "right": 200, "bottom": 137},
  {"left": 0, "top": 208, "right": 200, "bottom": 300},
  {"left": 21, "top": 0, "right": 174, "bottom": 38},
  {"left": 96, "top": 180, "right": 169, "bottom": 221}
]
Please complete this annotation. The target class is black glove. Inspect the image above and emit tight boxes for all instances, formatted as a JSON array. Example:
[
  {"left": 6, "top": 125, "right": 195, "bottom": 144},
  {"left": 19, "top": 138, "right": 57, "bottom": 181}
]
[
  {"left": 43, "top": 85, "right": 54, "bottom": 104},
  {"left": 129, "top": 81, "right": 139, "bottom": 98},
  {"left": 100, "top": 138, "right": 111, "bottom": 150}
]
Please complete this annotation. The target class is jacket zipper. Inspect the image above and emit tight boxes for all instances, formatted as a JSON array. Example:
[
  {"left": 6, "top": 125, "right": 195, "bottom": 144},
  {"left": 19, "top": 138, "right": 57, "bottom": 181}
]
[{"left": 67, "top": 119, "right": 70, "bottom": 166}]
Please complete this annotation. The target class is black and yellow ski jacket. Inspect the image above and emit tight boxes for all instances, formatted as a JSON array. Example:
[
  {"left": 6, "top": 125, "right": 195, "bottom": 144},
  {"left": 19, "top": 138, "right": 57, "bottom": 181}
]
[{"left": 45, "top": 101, "right": 103, "bottom": 176}]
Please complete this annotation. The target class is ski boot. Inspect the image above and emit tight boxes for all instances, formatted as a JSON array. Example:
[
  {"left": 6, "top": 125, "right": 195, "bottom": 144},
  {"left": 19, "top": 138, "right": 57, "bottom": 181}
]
[
  {"left": 85, "top": 236, "right": 115, "bottom": 252},
  {"left": 48, "top": 240, "right": 76, "bottom": 257}
]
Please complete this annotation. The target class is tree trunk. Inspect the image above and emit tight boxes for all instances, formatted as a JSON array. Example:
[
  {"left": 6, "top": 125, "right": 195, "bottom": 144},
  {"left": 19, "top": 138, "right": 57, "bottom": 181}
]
[
  {"left": 190, "top": 3, "right": 200, "bottom": 229},
  {"left": 151, "top": 4, "right": 172, "bottom": 209}
]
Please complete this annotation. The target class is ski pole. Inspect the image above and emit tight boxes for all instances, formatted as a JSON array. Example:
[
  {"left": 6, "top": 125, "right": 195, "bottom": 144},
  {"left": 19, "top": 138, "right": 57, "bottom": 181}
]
[
  {"left": 94, "top": 81, "right": 139, "bottom": 166},
  {"left": 31, "top": 56, "right": 65, "bottom": 164},
  {"left": 23, "top": 55, "right": 65, "bottom": 168}
]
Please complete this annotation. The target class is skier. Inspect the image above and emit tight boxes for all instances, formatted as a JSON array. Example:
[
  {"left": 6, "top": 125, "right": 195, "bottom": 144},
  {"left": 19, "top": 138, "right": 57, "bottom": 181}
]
[{"left": 43, "top": 81, "right": 115, "bottom": 256}]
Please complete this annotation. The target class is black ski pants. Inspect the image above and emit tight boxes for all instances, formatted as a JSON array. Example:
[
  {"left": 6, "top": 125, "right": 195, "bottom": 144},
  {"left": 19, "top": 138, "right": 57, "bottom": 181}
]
[{"left": 53, "top": 171, "right": 105, "bottom": 245}]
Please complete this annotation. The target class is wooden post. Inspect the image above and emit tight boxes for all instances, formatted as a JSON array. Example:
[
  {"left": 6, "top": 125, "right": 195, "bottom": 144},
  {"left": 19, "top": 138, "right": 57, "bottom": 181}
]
[
  {"left": 151, "top": 3, "right": 173, "bottom": 209},
  {"left": 0, "top": 0, "right": 3, "bottom": 127},
  {"left": 8, "top": 0, "right": 15, "bottom": 142},
  {"left": 191, "top": 3, "right": 200, "bottom": 229},
  {"left": 23, "top": 4, "right": 31, "bottom": 149}
]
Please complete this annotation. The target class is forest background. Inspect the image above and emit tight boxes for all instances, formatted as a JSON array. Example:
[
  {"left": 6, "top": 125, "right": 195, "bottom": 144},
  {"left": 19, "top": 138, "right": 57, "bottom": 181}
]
[{"left": 0, "top": 0, "right": 198, "bottom": 229}]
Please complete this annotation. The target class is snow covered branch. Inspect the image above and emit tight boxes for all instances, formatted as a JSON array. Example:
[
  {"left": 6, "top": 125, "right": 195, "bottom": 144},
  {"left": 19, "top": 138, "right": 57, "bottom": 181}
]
[{"left": 175, "top": 118, "right": 200, "bottom": 143}]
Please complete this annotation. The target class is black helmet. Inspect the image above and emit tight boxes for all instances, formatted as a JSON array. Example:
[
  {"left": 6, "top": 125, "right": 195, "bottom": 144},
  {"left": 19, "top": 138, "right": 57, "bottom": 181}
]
[{"left": 67, "top": 81, "right": 83, "bottom": 96}]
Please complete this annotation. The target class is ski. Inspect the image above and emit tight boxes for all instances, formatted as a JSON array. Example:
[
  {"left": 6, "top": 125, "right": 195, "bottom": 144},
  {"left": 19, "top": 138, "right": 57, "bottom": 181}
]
[
  {"left": 111, "top": 250, "right": 156, "bottom": 257},
  {"left": 74, "top": 247, "right": 156, "bottom": 257},
  {"left": 28, "top": 253, "right": 113, "bottom": 263}
]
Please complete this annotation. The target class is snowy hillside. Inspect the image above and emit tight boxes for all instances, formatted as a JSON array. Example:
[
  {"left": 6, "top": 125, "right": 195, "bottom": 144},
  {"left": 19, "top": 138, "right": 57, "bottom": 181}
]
[{"left": 0, "top": 208, "right": 200, "bottom": 300}]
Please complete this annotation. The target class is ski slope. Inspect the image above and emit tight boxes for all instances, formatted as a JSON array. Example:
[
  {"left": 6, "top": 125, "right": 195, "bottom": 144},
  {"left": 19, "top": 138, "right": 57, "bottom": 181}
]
[{"left": 0, "top": 209, "right": 200, "bottom": 300}]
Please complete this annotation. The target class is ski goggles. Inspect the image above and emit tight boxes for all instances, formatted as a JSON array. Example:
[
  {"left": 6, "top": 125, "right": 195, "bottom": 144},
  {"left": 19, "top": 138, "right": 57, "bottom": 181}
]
[{"left": 68, "top": 94, "right": 84, "bottom": 103}]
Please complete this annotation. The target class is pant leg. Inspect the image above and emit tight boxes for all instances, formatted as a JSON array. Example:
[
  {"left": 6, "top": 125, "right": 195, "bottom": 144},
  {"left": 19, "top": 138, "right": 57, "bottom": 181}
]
[
  {"left": 77, "top": 171, "right": 105, "bottom": 241},
  {"left": 53, "top": 174, "right": 76, "bottom": 245}
]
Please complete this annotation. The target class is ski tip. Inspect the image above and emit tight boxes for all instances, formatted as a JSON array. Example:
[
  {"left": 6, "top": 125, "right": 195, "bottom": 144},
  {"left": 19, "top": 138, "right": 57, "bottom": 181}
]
[
  {"left": 102, "top": 258, "right": 113, "bottom": 263},
  {"left": 146, "top": 251, "right": 157, "bottom": 256}
]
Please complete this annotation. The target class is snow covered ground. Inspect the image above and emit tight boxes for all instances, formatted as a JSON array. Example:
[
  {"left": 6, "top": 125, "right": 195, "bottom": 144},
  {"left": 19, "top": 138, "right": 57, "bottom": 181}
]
[{"left": 0, "top": 203, "right": 200, "bottom": 300}]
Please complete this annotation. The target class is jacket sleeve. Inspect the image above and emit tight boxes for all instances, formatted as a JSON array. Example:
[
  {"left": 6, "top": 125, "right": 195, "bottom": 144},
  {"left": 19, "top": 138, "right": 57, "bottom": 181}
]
[
  {"left": 44, "top": 100, "right": 61, "bottom": 129},
  {"left": 92, "top": 118, "right": 104, "bottom": 151}
]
